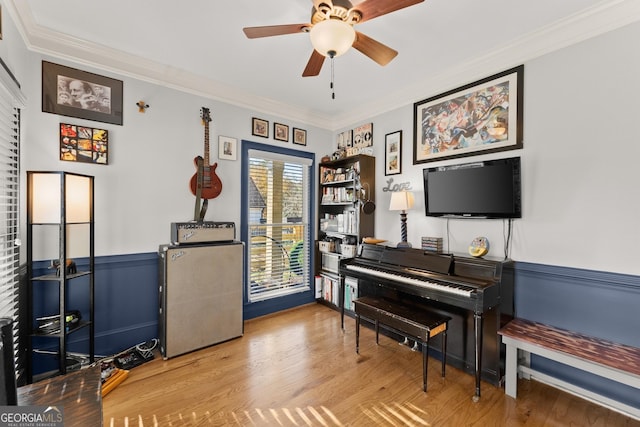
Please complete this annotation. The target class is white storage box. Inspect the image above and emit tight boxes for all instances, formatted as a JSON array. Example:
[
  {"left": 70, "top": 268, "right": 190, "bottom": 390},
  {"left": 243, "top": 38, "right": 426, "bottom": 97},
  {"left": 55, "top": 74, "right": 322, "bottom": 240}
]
[
  {"left": 318, "top": 241, "right": 335, "bottom": 253},
  {"left": 341, "top": 244, "right": 357, "bottom": 258},
  {"left": 321, "top": 252, "right": 340, "bottom": 273}
]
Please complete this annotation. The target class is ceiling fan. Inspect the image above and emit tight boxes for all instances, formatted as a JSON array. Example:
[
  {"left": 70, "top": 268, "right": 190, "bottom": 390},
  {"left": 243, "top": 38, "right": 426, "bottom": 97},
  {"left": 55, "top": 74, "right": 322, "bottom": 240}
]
[{"left": 243, "top": 0, "right": 425, "bottom": 77}]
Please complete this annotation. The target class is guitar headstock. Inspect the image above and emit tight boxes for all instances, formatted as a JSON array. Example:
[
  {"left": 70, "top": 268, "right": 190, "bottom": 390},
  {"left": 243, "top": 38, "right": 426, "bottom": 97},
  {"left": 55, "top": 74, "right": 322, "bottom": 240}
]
[{"left": 200, "top": 107, "right": 212, "bottom": 125}]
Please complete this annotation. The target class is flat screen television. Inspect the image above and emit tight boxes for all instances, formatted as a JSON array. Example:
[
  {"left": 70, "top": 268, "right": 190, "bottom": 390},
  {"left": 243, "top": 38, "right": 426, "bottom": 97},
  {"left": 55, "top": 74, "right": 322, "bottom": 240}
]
[{"left": 423, "top": 156, "right": 521, "bottom": 218}]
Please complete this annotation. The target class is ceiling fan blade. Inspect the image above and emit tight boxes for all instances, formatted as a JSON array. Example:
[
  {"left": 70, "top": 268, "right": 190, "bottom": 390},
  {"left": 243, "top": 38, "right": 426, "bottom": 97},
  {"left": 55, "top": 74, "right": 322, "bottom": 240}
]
[
  {"left": 243, "top": 24, "right": 309, "bottom": 39},
  {"left": 352, "top": 31, "right": 398, "bottom": 66},
  {"left": 302, "top": 50, "right": 326, "bottom": 77},
  {"left": 355, "top": 0, "right": 424, "bottom": 23}
]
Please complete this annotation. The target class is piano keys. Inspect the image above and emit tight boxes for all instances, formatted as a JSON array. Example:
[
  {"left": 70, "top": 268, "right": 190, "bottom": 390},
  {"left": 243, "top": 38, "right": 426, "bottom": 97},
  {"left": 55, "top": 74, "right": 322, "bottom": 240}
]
[
  {"left": 339, "top": 243, "right": 514, "bottom": 401},
  {"left": 345, "top": 263, "right": 477, "bottom": 298}
]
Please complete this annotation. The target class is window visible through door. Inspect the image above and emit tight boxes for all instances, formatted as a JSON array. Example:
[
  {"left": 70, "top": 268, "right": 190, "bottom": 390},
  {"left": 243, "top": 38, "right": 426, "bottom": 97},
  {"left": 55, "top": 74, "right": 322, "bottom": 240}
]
[{"left": 245, "top": 145, "right": 313, "bottom": 302}]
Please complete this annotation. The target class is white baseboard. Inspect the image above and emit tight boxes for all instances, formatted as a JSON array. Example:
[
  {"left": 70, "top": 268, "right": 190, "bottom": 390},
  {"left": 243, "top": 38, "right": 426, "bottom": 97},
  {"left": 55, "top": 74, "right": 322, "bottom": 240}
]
[{"left": 520, "top": 365, "right": 640, "bottom": 421}]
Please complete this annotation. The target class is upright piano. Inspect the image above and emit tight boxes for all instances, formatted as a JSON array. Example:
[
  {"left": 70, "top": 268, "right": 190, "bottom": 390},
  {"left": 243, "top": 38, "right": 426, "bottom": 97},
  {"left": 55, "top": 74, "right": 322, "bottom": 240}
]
[{"left": 340, "top": 243, "right": 514, "bottom": 400}]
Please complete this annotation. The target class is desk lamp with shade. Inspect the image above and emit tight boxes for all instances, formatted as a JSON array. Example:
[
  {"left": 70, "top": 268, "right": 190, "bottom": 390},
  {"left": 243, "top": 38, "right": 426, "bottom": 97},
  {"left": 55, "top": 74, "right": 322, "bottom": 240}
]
[{"left": 389, "top": 190, "right": 414, "bottom": 248}]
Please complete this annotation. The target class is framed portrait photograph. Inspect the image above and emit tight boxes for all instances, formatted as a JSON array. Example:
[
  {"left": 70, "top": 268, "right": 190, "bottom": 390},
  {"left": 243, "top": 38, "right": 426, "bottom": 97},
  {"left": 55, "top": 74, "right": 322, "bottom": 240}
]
[
  {"left": 218, "top": 136, "right": 237, "bottom": 161},
  {"left": 274, "top": 122, "right": 289, "bottom": 142},
  {"left": 42, "top": 61, "right": 123, "bottom": 125},
  {"left": 385, "top": 130, "right": 402, "bottom": 176},
  {"left": 293, "top": 128, "right": 307, "bottom": 146},
  {"left": 413, "top": 65, "right": 524, "bottom": 164},
  {"left": 252, "top": 117, "right": 269, "bottom": 138},
  {"left": 60, "top": 123, "right": 108, "bottom": 165}
]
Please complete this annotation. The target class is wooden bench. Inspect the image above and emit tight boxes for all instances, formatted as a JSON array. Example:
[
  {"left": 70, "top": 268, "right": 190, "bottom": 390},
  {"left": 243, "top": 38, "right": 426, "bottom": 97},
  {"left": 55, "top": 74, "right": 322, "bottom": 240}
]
[
  {"left": 354, "top": 296, "right": 451, "bottom": 392},
  {"left": 499, "top": 318, "right": 640, "bottom": 420}
]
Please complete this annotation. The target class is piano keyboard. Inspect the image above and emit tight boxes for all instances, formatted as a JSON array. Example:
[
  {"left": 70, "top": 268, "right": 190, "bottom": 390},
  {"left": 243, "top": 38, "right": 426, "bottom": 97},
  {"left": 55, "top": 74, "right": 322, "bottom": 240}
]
[{"left": 345, "top": 264, "right": 476, "bottom": 298}]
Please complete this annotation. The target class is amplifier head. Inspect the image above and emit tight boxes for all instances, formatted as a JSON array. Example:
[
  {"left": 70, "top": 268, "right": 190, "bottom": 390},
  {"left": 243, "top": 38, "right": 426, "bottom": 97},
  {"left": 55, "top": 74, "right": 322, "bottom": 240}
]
[{"left": 170, "top": 221, "right": 235, "bottom": 244}]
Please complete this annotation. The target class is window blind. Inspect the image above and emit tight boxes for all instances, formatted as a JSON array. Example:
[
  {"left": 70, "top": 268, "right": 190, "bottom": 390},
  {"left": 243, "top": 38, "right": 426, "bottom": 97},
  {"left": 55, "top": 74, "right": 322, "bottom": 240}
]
[
  {"left": 0, "top": 60, "right": 24, "bottom": 383},
  {"left": 247, "top": 153, "right": 311, "bottom": 302}
]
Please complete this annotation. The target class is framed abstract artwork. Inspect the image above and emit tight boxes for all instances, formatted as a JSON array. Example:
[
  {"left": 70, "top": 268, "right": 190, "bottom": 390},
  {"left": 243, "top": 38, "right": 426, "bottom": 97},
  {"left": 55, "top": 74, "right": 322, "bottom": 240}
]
[{"left": 413, "top": 65, "right": 523, "bottom": 164}]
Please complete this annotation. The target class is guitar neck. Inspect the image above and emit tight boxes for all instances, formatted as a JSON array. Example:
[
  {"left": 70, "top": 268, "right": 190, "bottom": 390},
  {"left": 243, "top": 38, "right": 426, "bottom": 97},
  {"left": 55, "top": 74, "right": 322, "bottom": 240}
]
[{"left": 203, "top": 121, "right": 210, "bottom": 166}]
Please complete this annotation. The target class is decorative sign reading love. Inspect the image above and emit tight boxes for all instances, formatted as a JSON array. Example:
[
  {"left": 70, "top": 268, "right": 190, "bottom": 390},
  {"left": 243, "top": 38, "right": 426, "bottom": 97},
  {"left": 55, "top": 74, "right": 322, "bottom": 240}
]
[{"left": 382, "top": 177, "right": 412, "bottom": 192}]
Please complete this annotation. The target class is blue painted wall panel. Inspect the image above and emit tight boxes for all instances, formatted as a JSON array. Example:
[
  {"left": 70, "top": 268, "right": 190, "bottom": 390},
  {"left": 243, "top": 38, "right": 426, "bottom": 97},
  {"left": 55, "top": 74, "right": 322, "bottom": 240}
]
[
  {"left": 31, "top": 250, "right": 314, "bottom": 374},
  {"left": 514, "top": 261, "right": 640, "bottom": 410},
  {"left": 30, "top": 253, "right": 160, "bottom": 375},
  {"left": 31, "top": 251, "right": 640, "bottom": 412},
  {"left": 532, "top": 356, "right": 640, "bottom": 409}
]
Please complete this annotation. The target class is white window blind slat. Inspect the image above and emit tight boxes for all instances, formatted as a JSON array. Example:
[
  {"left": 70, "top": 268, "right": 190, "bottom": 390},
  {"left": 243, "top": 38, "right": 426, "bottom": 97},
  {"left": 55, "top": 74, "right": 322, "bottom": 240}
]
[
  {"left": 0, "top": 61, "right": 23, "bottom": 383},
  {"left": 247, "top": 154, "right": 311, "bottom": 302}
]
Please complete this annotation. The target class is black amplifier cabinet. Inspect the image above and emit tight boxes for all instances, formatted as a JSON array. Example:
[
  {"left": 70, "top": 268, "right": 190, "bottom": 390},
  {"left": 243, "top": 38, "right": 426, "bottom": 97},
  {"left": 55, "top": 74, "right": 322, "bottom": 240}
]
[{"left": 171, "top": 221, "right": 235, "bottom": 245}]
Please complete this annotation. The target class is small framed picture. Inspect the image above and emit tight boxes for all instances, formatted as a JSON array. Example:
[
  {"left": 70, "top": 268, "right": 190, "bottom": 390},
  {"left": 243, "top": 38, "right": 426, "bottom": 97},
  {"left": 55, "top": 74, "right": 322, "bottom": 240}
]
[
  {"left": 218, "top": 136, "right": 237, "bottom": 161},
  {"left": 252, "top": 117, "right": 268, "bottom": 138},
  {"left": 293, "top": 128, "right": 307, "bottom": 146},
  {"left": 274, "top": 122, "right": 289, "bottom": 142},
  {"left": 60, "top": 123, "right": 108, "bottom": 165},
  {"left": 337, "top": 130, "right": 352, "bottom": 150},
  {"left": 385, "top": 130, "right": 402, "bottom": 175},
  {"left": 353, "top": 123, "right": 373, "bottom": 148}
]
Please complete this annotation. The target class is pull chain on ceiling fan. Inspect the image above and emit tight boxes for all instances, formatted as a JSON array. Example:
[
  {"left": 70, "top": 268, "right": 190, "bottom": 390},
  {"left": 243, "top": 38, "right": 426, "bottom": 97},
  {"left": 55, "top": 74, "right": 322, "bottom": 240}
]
[
  {"left": 330, "top": 53, "right": 335, "bottom": 99},
  {"left": 243, "top": 0, "right": 425, "bottom": 79}
]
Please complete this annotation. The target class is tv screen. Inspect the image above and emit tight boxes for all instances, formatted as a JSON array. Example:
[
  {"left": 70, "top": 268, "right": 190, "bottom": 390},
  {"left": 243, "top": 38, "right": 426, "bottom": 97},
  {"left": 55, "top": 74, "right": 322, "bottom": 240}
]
[{"left": 423, "top": 156, "right": 521, "bottom": 218}]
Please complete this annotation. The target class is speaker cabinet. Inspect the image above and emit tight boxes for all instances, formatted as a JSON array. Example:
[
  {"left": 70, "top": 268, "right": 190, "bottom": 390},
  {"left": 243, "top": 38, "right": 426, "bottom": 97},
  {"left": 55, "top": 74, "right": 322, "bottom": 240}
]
[{"left": 158, "top": 242, "right": 244, "bottom": 359}]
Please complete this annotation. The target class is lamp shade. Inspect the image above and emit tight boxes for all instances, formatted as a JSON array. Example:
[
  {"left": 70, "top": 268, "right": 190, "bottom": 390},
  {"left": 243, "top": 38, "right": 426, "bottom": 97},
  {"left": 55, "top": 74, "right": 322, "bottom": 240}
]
[
  {"left": 309, "top": 19, "right": 356, "bottom": 58},
  {"left": 389, "top": 191, "right": 415, "bottom": 212},
  {"left": 28, "top": 172, "right": 93, "bottom": 224}
]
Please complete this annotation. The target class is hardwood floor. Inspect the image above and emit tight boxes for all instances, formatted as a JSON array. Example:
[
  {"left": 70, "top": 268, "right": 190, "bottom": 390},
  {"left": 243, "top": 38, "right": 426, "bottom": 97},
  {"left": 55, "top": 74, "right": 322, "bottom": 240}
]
[{"left": 103, "top": 303, "right": 640, "bottom": 426}]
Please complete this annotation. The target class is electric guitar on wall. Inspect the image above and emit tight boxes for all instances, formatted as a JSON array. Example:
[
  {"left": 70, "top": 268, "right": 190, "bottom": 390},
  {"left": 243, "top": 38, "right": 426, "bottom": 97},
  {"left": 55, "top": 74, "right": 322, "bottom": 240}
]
[{"left": 190, "top": 107, "right": 222, "bottom": 200}]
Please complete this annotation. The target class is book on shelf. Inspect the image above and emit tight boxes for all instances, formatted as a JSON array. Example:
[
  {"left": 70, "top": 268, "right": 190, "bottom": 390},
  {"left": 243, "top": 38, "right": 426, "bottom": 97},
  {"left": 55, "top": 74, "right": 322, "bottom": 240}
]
[
  {"left": 322, "top": 276, "right": 332, "bottom": 301},
  {"left": 344, "top": 276, "right": 358, "bottom": 311}
]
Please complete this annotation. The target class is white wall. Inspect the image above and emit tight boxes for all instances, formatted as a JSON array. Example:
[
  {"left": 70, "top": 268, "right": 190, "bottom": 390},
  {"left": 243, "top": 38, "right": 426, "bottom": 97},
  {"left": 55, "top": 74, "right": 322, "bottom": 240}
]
[
  {"left": 0, "top": 10, "right": 331, "bottom": 259},
  {"left": 341, "top": 21, "right": 640, "bottom": 276},
  {"left": 19, "top": 61, "right": 331, "bottom": 256},
  {"left": 3, "top": 6, "right": 639, "bottom": 276}
]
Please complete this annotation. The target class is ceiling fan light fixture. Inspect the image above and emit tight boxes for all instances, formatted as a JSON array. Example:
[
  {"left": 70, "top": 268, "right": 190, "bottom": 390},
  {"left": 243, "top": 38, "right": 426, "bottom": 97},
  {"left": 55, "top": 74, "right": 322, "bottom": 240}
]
[{"left": 309, "top": 19, "right": 355, "bottom": 58}]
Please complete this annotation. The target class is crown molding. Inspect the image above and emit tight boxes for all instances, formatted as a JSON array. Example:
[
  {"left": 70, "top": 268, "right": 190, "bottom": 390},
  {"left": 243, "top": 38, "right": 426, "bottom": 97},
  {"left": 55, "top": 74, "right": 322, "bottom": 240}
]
[
  {"left": 5, "top": 0, "right": 334, "bottom": 129},
  {"left": 331, "top": 0, "right": 640, "bottom": 130},
  {"left": 6, "top": 0, "right": 640, "bottom": 131}
]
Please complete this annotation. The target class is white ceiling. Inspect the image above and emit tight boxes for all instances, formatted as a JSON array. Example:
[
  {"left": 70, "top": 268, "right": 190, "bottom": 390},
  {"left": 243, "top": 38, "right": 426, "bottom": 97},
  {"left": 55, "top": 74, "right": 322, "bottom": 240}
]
[{"left": 6, "top": 0, "right": 640, "bottom": 130}]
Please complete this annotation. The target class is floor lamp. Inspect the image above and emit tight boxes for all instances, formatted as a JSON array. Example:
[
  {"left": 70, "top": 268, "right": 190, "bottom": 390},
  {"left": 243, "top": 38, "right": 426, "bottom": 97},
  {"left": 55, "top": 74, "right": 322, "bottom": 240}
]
[{"left": 389, "top": 191, "right": 414, "bottom": 248}]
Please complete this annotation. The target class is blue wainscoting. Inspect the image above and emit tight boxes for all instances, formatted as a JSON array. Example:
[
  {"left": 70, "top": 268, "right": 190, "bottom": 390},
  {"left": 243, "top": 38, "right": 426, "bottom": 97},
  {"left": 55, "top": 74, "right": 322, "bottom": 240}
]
[
  {"left": 513, "top": 261, "right": 640, "bottom": 410},
  {"left": 30, "top": 252, "right": 640, "bottom": 410},
  {"left": 30, "top": 250, "right": 315, "bottom": 374},
  {"left": 30, "top": 252, "right": 160, "bottom": 374}
]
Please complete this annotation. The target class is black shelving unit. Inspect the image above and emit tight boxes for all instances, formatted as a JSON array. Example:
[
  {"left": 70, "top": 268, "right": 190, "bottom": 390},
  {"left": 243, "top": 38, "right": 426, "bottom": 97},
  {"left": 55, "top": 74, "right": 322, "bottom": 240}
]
[
  {"left": 317, "top": 154, "right": 375, "bottom": 311},
  {"left": 26, "top": 171, "right": 95, "bottom": 383}
]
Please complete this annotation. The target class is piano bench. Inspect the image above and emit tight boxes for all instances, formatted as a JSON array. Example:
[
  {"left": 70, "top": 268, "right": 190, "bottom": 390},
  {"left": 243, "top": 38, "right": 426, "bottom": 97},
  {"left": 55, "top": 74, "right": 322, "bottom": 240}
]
[
  {"left": 353, "top": 296, "right": 451, "bottom": 392},
  {"left": 499, "top": 318, "right": 640, "bottom": 420}
]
